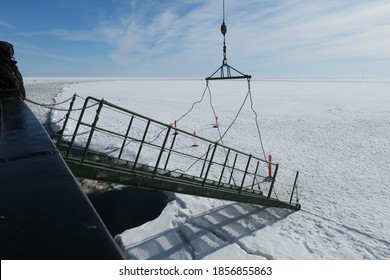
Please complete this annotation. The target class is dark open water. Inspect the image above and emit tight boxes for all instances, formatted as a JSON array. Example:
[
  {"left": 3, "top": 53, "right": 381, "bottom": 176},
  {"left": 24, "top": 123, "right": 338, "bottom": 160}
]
[{"left": 87, "top": 187, "right": 169, "bottom": 236}]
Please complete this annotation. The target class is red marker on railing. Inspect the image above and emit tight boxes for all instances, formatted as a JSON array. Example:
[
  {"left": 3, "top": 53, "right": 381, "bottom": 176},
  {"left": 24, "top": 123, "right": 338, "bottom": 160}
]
[
  {"left": 213, "top": 116, "right": 219, "bottom": 128},
  {"left": 268, "top": 154, "right": 272, "bottom": 179},
  {"left": 192, "top": 130, "right": 199, "bottom": 147},
  {"left": 173, "top": 120, "right": 178, "bottom": 135}
]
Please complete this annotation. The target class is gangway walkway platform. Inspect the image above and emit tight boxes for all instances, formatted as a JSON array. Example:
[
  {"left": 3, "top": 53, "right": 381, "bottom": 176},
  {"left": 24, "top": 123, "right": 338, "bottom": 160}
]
[{"left": 55, "top": 95, "right": 300, "bottom": 210}]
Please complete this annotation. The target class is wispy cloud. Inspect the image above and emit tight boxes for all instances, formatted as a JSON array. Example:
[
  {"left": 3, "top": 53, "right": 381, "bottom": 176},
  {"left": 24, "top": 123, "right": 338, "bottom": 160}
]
[
  {"left": 0, "top": 19, "right": 14, "bottom": 29},
  {"left": 225, "top": 0, "right": 390, "bottom": 77},
  {"left": 105, "top": 0, "right": 390, "bottom": 76},
  {"left": 101, "top": 1, "right": 218, "bottom": 67},
  {"left": 22, "top": 0, "right": 390, "bottom": 77}
]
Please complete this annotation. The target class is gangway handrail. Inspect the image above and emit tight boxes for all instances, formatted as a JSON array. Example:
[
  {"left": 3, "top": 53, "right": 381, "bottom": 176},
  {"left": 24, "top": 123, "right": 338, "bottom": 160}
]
[
  {"left": 61, "top": 96, "right": 274, "bottom": 166},
  {"left": 55, "top": 95, "right": 300, "bottom": 210}
]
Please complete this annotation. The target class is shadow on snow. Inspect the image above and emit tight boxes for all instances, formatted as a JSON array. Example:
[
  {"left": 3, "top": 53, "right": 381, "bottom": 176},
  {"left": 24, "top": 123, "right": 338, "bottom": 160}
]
[{"left": 121, "top": 202, "right": 295, "bottom": 260}]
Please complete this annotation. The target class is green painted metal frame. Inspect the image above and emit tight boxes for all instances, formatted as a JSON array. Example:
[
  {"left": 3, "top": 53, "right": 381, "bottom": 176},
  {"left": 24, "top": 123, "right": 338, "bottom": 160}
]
[
  {"left": 56, "top": 95, "right": 301, "bottom": 210},
  {"left": 57, "top": 145, "right": 299, "bottom": 210},
  {"left": 206, "top": 63, "right": 252, "bottom": 81}
]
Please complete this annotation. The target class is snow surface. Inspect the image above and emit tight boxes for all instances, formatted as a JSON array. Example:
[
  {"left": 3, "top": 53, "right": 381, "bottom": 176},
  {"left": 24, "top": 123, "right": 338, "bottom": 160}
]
[{"left": 25, "top": 77, "right": 390, "bottom": 260}]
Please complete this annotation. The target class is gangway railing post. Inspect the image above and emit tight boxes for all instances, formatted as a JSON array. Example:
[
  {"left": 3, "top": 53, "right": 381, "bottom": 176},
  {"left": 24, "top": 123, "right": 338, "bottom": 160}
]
[
  {"left": 289, "top": 171, "right": 299, "bottom": 204},
  {"left": 239, "top": 154, "right": 252, "bottom": 194},
  {"left": 66, "top": 96, "right": 92, "bottom": 157},
  {"left": 228, "top": 153, "right": 238, "bottom": 185},
  {"left": 81, "top": 99, "right": 104, "bottom": 164},
  {"left": 153, "top": 126, "right": 171, "bottom": 174},
  {"left": 53, "top": 94, "right": 303, "bottom": 210},
  {"left": 56, "top": 93, "right": 76, "bottom": 144},
  {"left": 200, "top": 144, "right": 212, "bottom": 178},
  {"left": 251, "top": 161, "right": 260, "bottom": 190},
  {"left": 217, "top": 148, "right": 231, "bottom": 188},
  {"left": 267, "top": 164, "right": 279, "bottom": 198},
  {"left": 164, "top": 132, "right": 177, "bottom": 170},
  {"left": 132, "top": 120, "right": 151, "bottom": 170},
  {"left": 202, "top": 143, "right": 218, "bottom": 187},
  {"left": 118, "top": 116, "right": 134, "bottom": 159}
]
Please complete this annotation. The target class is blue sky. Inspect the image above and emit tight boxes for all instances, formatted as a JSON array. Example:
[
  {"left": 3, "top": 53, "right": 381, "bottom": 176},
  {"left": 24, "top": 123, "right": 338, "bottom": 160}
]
[{"left": 1, "top": 0, "right": 389, "bottom": 78}]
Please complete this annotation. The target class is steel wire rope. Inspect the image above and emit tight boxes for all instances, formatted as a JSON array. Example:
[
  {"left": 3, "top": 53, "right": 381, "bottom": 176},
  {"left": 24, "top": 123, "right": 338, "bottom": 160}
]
[
  {"left": 99, "top": 100, "right": 176, "bottom": 156},
  {"left": 204, "top": 79, "right": 270, "bottom": 188},
  {"left": 101, "top": 114, "right": 164, "bottom": 156},
  {"left": 90, "top": 128, "right": 136, "bottom": 156},
  {"left": 93, "top": 123, "right": 175, "bottom": 155},
  {"left": 169, "top": 83, "right": 222, "bottom": 174},
  {"left": 116, "top": 83, "right": 211, "bottom": 170},
  {"left": 219, "top": 79, "right": 272, "bottom": 192},
  {"left": 170, "top": 80, "right": 253, "bottom": 189},
  {"left": 170, "top": 81, "right": 254, "bottom": 189},
  {"left": 206, "top": 83, "right": 241, "bottom": 187},
  {"left": 138, "top": 83, "right": 210, "bottom": 147},
  {"left": 249, "top": 84, "right": 301, "bottom": 202},
  {"left": 71, "top": 82, "right": 262, "bottom": 192},
  {"left": 103, "top": 81, "right": 267, "bottom": 193},
  {"left": 177, "top": 83, "right": 209, "bottom": 123},
  {"left": 248, "top": 80, "right": 267, "bottom": 161},
  {"left": 103, "top": 85, "right": 209, "bottom": 161}
]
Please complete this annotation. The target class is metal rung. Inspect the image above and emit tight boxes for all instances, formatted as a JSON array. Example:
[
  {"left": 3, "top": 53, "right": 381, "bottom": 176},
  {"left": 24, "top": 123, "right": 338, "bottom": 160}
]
[{"left": 55, "top": 95, "right": 301, "bottom": 211}]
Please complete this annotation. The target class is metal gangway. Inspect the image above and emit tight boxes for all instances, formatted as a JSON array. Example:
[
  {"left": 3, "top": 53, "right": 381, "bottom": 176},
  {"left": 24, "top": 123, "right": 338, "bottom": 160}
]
[{"left": 54, "top": 95, "right": 300, "bottom": 210}]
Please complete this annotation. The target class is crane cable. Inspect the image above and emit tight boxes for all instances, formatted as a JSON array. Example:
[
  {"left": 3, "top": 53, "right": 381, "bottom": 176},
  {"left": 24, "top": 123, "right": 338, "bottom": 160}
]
[
  {"left": 177, "top": 0, "right": 268, "bottom": 162},
  {"left": 221, "top": 0, "right": 228, "bottom": 65}
]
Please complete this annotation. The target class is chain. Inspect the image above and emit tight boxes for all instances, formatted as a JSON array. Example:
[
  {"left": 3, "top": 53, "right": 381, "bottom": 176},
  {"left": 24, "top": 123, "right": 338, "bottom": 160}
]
[{"left": 25, "top": 96, "right": 98, "bottom": 111}]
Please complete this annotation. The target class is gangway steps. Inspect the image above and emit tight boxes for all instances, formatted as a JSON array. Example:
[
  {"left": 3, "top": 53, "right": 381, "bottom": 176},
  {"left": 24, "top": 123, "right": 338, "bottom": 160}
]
[{"left": 57, "top": 144, "right": 300, "bottom": 210}]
